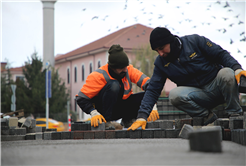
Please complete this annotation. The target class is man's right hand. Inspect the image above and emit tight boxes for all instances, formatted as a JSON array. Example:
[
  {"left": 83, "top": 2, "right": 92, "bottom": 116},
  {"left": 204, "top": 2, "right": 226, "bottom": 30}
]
[{"left": 90, "top": 110, "right": 106, "bottom": 127}]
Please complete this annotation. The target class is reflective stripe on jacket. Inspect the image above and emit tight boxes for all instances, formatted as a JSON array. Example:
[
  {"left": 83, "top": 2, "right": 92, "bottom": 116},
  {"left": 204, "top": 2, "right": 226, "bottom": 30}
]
[{"left": 78, "top": 64, "right": 149, "bottom": 100}]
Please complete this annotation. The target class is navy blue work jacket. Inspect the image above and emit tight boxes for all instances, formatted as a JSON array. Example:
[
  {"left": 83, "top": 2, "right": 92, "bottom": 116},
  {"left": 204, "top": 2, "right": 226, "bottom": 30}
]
[{"left": 137, "top": 34, "right": 242, "bottom": 120}]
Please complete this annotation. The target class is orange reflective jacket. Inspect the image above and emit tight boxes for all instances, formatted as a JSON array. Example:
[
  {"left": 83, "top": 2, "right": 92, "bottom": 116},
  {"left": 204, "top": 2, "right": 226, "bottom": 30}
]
[{"left": 78, "top": 64, "right": 149, "bottom": 100}]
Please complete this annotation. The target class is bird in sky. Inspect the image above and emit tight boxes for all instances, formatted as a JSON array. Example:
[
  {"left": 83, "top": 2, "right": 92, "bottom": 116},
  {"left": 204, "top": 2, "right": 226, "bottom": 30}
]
[
  {"left": 82, "top": 8, "right": 86, "bottom": 11},
  {"left": 224, "top": 1, "right": 230, "bottom": 8},
  {"left": 238, "top": 21, "right": 244, "bottom": 25},
  {"left": 229, "top": 23, "right": 234, "bottom": 27},
  {"left": 223, "top": 29, "right": 227, "bottom": 33},
  {"left": 230, "top": 39, "right": 233, "bottom": 44},
  {"left": 240, "top": 32, "right": 245, "bottom": 36},
  {"left": 91, "top": 16, "right": 98, "bottom": 20}
]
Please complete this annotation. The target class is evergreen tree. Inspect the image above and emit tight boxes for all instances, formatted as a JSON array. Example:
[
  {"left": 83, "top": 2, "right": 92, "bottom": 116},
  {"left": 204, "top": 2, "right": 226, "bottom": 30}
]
[
  {"left": 15, "top": 52, "right": 70, "bottom": 117},
  {"left": 1, "top": 67, "right": 14, "bottom": 113}
]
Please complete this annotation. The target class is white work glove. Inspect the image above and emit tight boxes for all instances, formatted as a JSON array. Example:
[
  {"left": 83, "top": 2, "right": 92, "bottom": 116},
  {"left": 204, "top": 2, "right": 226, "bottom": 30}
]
[{"left": 90, "top": 110, "right": 106, "bottom": 127}]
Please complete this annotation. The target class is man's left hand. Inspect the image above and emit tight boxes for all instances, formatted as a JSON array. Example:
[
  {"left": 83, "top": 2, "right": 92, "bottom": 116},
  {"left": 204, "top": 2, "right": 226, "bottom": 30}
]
[
  {"left": 147, "top": 110, "right": 160, "bottom": 122},
  {"left": 235, "top": 69, "right": 246, "bottom": 84}
]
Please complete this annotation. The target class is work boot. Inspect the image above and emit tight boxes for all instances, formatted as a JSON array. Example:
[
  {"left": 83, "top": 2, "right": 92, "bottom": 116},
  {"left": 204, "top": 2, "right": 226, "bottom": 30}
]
[
  {"left": 121, "top": 119, "right": 135, "bottom": 128},
  {"left": 203, "top": 112, "right": 218, "bottom": 126},
  {"left": 105, "top": 122, "right": 115, "bottom": 130}
]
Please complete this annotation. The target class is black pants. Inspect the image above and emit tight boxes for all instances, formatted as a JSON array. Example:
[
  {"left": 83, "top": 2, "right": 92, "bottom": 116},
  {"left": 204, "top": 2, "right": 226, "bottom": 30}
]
[{"left": 92, "top": 80, "right": 145, "bottom": 121}]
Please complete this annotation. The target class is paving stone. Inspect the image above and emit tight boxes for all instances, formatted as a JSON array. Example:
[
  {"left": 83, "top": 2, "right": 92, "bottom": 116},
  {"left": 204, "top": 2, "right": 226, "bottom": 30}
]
[
  {"left": 72, "top": 122, "right": 89, "bottom": 131},
  {"left": 153, "top": 129, "right": 165, "bottom": 138},
  {"left": 8, "top": 117, "right": 18, "bottom": 128},
  {"left": 26, "top": 127, "right": 36, "bottom": 133},
  {"left": 175, "top": 118, "right": 193, "bottom": 129},
  {"left": 146, "top": 121, "right": 159, "bottom": 128},
  {"left": 73, "top": 131, "right": 84, "bottom": 139},
  {"left": 1, "top": 118, "right": 8, "bottom": 126},
  {"left": 201, "top": 126, "right": 222, "bottom": 141},
  {"left": 158, "top": 120, "right": 173, "bottom": 129},
  {"left": 84, "top": 131, "right": 95, "bottom": 139},
  {"left": 61, "top": 131, "right": 72, "bottom": 139},
  {"left": 94, "top": 131, "right": 105, "bottom": 139},
  {"left": 1, "top": 135, "right": 26, "bottom": 141},
  {"left": 9, "top": 128, "right": 26, "bottom": 135},
  {"left": 19, "top": 118, "right": 32, "bottom": 128},
  {"left": 189, "top": 127, "right": 222, "bottom": 152},
  {"left": 1, "top": 126, "right": 9, "bottom": 135},
  {"left": 179, "top": 124, "right": 194, "bottom": 139},
  {"left": 46, "top": 129, "right": 57, "bottom": 132},
  {"left": 130, "top": 129, "right": 142, "bottom": 139},
  {"left": 43, "top": 132, "right": 52, "bottom": 140},
  {"left": 222, "top": 129, "right": 231, "bottom": 141},
  {"left": 214, "top": 118, "right": 229, "bottom": 129},
  {"left": 229, "top": 116, "right": 244, "bottom": 129},
  {"left": 115, "top": 130, "right": 130, "bottom": 138},
  {"left": 51, "top": 132, "right": 62, "bottom": 140},
  {"left": 105, "top": 130, "right": 115, "bottom": 139},
  {"left": 36, "top": 126, "right": 42, "bottom": 133},
  {"left": 242, "top": 129, "right": 246, "bottom": 146},
  {"left": 25, "top": 133, "right": 43, "bottom": 140},
  {"left": 91, "top": 122, "right": 105, "bottom": 131},
  {"left": 142, "top": 129, "right": 154, "bottom": 138},
  {"left": 166, "top": 129, "right": 181, "bottom": 138},
  {"left": 192, "top": 117, "right": 204, "bottom": 126},
  {"left": 243, "top": 112, "right": 246, "bottom": 129},
  {"left": 41, "top": 127, "right": 46, "bottom": 132}
]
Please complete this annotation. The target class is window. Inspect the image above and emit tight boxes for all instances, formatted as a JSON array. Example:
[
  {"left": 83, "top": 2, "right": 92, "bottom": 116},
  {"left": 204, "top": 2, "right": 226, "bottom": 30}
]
[
  {"left": 98, "top": 61, "right": 101, "bottom": 68},
  {"left": 89, "top": 63, "right": 93, "bottom": 73},
  {"left": 16, "top": 76, "right": 24, "bottom": 82},
  {"left": 74, "top": 66, "right": 77, "bottom": 83},
  {"left": 67, "top": 68, "right": 70, "bottom": 84},
  {"left": 82, "top": 65, "right": 85, "bottom": 81}
]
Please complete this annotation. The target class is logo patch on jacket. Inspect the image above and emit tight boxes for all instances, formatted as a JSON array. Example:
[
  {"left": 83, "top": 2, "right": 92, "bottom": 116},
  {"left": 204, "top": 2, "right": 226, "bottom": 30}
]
[
  {"left": 189, "top": 52, "right": 197, "bottom": 59},
  {"left": 164, "top": 62, "right": 171, "bottom": 67}
]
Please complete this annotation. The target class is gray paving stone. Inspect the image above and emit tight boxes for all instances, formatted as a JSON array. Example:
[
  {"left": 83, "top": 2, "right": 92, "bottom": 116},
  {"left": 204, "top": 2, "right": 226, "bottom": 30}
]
[
  {"left": 179, "top": 124, "right": 194, "bottom": 139},
  {"left": 105, "top": 130, "right": 115, "bottom": 139},
  {"left": 166, "top": 129, "right": 181, "bottom": 138},
  {"left": 201, "top": 126, "right": 223, "bottom": 141},
  {"left": 243, "top": 112, "right": 246, "bottom": 129},
  {"left": 130, "top": 129, "right": 142, "bottom": 139},
  {"left": 46, "top": 129, "right": 57, "bottom": 132},
  {"left": 115, "top": 130, "right": 130, "bottom": 138},
  {"left": 61, "top": 131, "right": 72, "bottom": 139},
  {"left": 26, "top": 127, "right": 36, "bottom": 133},
  {"left": 91, "top": 122, "right": 105, "bottom": 131},
  {"left": 43, "top": 132, "right": 52, "bottom": 140},
  {"left": 153, "top": 129, "right": 165, "bottom": 138},
  {"left": 192, "top": 117, "right": 204, "bottom": 126},
  {"left": 52, "top": 132, "right": 62, "bottom": 140},
  {"left": 73, "top": 131, "right": 84, "bottom": 139},
  {"left": 142, "top": 129, "right": 154, "bottom": 138},
  {"left": 189, "top": 127, "right": 222, "bottom": 152},
  {"left": 1, "top": 118, "right": 8, "bottom": 126},
  {"left": 1, "top": 135, "right": 26, "bottom": 141},
  {"left": 94, "top": 131, "right": 105, "bottom": 139},
  {"left": 72, "top": 122, "right": 89, "bottom": 131},
  {"left": 84, "top": 131, "right": 95, "bottom": 139},
  {"left": 175, "top": 118, "right": 193, "bottom": 129},
  {"left": 158, "top": 120, "right": 173, "bottom": 129},
  {"left": 25, "top": 133, "right": 43, "bottom": 140},
  {"left": 222, "top": 129, "right": 231, "bottom": 141},
  {"left": 36, "top": 126, "right": 42, "bottom": 133},
  {"left": 229, "top": 116, "right": 244, "bottom": 129},
  {"left": 214, "top": 118, "right": 229, "bottom": 129},
  {"left": 146, "top": 121, "right": 159, "bottom": 128},
  {"left": 1, "top": 126, "right": 9, "bottom": 135},
  {"left": 9, "top": 128, "right": 26, "bottom": 135}
]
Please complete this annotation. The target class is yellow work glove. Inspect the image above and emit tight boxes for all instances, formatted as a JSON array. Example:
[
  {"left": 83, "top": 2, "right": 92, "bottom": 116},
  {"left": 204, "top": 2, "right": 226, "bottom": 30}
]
[
  {"left": 90, "top": 110, "right": 106, "bottom": 127},
  {"left": 127, "top": 118, "right": 146, "bottom": 131},
  {"left": 235, "top": 69, "right": 246, "bottom": 84},
  {"left": 147, "top": 104, "right": 160, "bottom": 122}
]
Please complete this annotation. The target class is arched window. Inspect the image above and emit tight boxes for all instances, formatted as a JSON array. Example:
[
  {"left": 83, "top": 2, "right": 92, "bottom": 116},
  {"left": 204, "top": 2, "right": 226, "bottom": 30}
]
[
  {"left": 98, "top": 61, "right": 101, "bottom": 68},
  {"left": 89, "top": 63, "right": 93, "bottom": 73},
  {"left": 74, "top": 66, "right": 77, "bottom": 83},
  {"left": 67, "top": 68, "right": 70, "bottom": 84},
  {"left": 82, "top": 65, "right": 85, "bottom": 81}
]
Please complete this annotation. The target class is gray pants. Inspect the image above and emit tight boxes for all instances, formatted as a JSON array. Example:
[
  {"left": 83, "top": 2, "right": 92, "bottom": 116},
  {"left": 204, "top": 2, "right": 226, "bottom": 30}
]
[{"left": 169, "top": 68, "right": 242, "bottom": 117}]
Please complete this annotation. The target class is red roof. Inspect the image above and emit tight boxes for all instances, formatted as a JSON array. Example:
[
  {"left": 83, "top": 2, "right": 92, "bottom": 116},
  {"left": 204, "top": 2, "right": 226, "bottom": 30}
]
[{"left": 55, "top": 23, "right": 153, "bottom": 62}]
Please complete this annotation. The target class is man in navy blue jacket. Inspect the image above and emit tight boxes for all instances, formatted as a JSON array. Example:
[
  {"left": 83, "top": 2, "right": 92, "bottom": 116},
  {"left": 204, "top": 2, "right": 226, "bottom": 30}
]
[{"left": 128, "top": 27, "right": 246, "bottom": 130}]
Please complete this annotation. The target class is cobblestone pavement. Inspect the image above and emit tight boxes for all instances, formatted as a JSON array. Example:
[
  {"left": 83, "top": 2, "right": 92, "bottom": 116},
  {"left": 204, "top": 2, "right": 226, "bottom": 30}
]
[{"left": 1, "top": 139, "right": 245, "bottom": 166}]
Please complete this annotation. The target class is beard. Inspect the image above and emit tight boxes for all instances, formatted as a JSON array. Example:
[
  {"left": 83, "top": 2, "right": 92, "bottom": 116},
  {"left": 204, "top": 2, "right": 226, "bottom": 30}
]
[
  {"left": 164, "top": 37, "right": 182, "bottom": 62},
  {"left": 119, "top": 72, "right": 126, "bottom": 78}
]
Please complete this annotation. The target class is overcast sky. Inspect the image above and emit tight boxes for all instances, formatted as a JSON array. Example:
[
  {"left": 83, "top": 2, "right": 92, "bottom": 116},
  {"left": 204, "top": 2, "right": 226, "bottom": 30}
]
[{"left": 1, "top": 0, "right": 246, "bottom": 69}]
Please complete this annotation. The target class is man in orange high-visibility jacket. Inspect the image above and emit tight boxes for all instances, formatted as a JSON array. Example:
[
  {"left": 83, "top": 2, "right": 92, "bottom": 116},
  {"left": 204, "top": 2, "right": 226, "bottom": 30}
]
[{"left": 76, "top": 45, "right": 159, "bottom": 129}]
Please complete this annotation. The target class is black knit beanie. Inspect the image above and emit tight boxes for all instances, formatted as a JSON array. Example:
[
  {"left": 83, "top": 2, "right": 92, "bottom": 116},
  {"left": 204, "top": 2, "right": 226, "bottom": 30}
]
[
  {"left": 108, "top": 44, "right": 129, "bottom": 69},
  {"left": 150, "top": 27, "right": 175, "bottom": 50}
]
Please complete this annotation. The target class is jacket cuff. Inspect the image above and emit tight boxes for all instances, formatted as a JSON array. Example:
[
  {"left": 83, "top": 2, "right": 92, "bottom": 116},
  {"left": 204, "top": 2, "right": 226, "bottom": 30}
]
[
  {"left": 232, "top": 64, "right": 242, "bottom": 71},
  {"left": 137, "top": 112, "right": 149, "bottom": 120}
]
